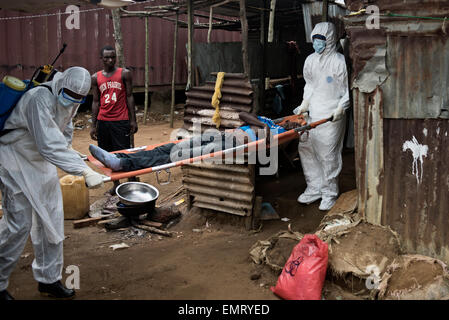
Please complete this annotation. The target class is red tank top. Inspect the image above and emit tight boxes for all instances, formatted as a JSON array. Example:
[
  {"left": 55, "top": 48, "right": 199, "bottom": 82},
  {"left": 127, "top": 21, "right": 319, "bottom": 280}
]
[{"left": 96, "top": 68, "right": 129, "bottom": 121}]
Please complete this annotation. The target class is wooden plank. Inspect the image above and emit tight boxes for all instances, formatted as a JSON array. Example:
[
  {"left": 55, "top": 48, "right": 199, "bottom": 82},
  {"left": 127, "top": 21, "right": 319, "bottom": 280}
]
[
  {"left": 73, "top": 217, "right": 103, "bottom": 229},
  {"left": 170, "top": 12, "right": 179, "bottom": 128},
  {"left": 239, "top": 0, "right": 250, "bottom": 78},
  {"left": 139, "top": 220, "right": 163, "bottom": 228}
]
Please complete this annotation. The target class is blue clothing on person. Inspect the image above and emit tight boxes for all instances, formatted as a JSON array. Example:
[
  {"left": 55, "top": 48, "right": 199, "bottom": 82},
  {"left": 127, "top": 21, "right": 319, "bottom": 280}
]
[{"left": 238, "top": 116, "right": 286, "bottom": 142}]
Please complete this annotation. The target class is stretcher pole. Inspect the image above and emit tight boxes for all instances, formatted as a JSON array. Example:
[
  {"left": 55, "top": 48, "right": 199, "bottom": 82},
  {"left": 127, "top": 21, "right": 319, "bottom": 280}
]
[{"left": 100, "top": 117, "right": 333, "bottom": 182}]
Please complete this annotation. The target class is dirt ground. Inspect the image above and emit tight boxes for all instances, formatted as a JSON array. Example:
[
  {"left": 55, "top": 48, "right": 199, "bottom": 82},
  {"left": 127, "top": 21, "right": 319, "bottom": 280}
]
[{"left": 3, "top": 111, "right": 356, "bottom": 300}]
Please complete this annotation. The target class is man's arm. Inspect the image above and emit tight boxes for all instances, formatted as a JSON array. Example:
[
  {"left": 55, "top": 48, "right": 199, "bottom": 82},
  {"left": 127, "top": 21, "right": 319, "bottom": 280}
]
[
  {"left": 238, "top": 112, "right": 271, "bottom": 143},
  {"left": 123, "top": 68, "right": 138, "bottom": 135},
  {"left": 90, "top": 73, "right": 100, "bottom": 140},
  {"left": 238, "top": 112, "right": 265, "bottom": 128}
]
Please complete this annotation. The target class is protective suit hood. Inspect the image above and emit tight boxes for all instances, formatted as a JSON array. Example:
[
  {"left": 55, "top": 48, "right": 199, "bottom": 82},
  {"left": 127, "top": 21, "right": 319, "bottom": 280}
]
[
  {"left": 51, "top": 66, "right": 91, "bottom": 97},
  {"left": 311, "top": 22, "right": 337, "bottom": 58}
]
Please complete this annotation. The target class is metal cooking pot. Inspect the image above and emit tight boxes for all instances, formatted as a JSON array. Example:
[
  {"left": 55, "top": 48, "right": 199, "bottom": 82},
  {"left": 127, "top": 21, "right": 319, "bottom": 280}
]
[{"left": 115, "top": 182, "right": 159, "bottom": 207}]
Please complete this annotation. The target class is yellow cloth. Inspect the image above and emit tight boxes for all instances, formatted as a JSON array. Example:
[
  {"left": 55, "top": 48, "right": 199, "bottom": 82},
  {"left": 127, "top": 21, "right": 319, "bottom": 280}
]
[{"left": 211, "top": 72, "right": 225, "bottom": 128}]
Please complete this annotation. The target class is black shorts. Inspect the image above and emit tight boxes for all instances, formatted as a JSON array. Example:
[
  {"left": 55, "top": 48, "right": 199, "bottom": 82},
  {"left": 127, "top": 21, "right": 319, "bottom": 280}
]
[{"left": 97, "top": 120, "right": 131, "bottom": 152}]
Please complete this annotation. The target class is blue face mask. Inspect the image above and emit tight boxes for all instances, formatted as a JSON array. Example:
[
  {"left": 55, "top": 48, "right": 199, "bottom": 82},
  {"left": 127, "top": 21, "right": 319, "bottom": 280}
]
[
  {"left": 58, "top": 93, "right": 75, "bottom": 108},
  {"left": 313, "top": 39, "right": 326, "bottom": 54}
]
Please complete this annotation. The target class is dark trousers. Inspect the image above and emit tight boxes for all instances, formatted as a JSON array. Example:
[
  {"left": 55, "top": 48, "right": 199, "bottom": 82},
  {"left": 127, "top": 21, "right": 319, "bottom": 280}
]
[
  {"left": 117, "top": 143, "right": 175, "bottom": 171},
  {"left": 97, "top": 120, "right": 131, "bottom": 152},
  {"left": 115, "top": 131, "right": 244, "bottom": 171}
]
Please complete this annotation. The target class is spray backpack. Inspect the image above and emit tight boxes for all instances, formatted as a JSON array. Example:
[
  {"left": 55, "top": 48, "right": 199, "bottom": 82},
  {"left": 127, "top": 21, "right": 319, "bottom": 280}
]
[
  {"left": 0, "top": 76, "right": 52, "bottom": 134},
  {"left": 0, "top": 76, "right": 33, "bottom": 132}
]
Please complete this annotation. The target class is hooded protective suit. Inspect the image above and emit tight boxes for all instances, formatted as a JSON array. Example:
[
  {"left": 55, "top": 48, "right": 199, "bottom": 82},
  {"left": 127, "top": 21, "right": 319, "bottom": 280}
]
[
  {"left": 297, "top": 22, "right": 349, "bottom": 210},
  {"left": 0, "top": 67, "right": 92, "bottom": 290}
]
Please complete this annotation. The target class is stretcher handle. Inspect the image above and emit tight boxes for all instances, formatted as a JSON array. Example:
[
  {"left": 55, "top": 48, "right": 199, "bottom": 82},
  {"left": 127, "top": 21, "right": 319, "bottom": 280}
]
[
  {"left": 156, "top": 169, "right": 171, "bottom": 185},
  {"left": 293, "top": 116, "right": 333, "bottom": 133}
]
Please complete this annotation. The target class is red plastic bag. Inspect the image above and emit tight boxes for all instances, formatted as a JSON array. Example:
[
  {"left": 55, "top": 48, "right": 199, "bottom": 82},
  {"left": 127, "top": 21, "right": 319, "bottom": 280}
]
[{"left": 271, "top": 234, "right": 328, "bottom": 300}]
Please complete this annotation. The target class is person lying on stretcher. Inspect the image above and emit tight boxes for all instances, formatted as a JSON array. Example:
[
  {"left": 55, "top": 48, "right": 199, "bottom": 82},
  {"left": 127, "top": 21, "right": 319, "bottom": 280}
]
[{"left": 89, "top": 112, "right": 303, "bottom": 172}]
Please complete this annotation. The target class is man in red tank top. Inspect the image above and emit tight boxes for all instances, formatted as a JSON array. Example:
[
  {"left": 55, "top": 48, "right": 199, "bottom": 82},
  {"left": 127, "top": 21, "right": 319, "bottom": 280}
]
[{"left": 91, "top": 45, "right": 138, "bottom": 193}]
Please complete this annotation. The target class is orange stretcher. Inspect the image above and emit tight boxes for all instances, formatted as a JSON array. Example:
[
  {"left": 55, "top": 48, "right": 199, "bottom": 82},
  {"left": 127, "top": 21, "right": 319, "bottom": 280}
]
[{"left": 87, "top": 115, "right": 332, "bottom": 183}]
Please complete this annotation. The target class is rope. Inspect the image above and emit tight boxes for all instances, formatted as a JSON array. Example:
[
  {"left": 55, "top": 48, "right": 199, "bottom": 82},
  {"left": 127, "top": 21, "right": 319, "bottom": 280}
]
[
  {"left": 211, "top": 72, "right": 225, "bottom": 129},
  {"left": 383, "top": 12, "right": 449, "bottom": 21},
  {"left": 0, "top": 0, "right": 154, "bottom": 22}
]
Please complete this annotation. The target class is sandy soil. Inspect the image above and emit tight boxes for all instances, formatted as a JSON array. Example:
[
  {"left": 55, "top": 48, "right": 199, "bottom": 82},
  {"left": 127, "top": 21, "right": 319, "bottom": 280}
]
[{"left": 4, "top": 112, "right": 356, "bottom": 300}]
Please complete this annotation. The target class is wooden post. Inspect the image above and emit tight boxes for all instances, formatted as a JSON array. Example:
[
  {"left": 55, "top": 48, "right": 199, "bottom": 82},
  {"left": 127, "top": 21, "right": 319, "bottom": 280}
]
[
  {"left": 186, "top": 0, "right": 194, "bottom": 91},
  {"left": 170, "top": 12, "right": 179, "bottom": 128},
  {"left": 268, "top": 0, "right": 276, "bottom": 43},
  {"left": 322, "top": 0, "right": 329, "bottom": 22},
  {"left": 239, "top": 0, "right": 250, "bottom": 79},
  {"left": 143, "top": 16, "right": 149, "bottom": 125},
  {"left": 207, "top": 6, "right": 213, "bottom": 43},
  {"left": 258, "top": 0, "right": 266, "bottom": 115},
  {"left": 111, "top": 8, "right": 125, "bottom": 67}
]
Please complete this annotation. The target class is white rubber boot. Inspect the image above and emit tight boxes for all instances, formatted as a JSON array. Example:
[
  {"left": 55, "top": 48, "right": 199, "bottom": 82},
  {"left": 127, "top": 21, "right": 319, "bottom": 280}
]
[
  {"left": 319, "top": 197, "right": 336, "bottom": 211},
  {"left": 297, "top": 189, "right": 322, "bottom": 204}
]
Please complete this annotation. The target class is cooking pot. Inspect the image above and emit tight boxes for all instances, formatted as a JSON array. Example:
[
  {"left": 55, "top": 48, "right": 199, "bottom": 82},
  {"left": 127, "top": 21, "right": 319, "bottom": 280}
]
[
  {"left": 116, "top": 201, "right": 154, "bottom": 218},
  {"left": 115, "top": 182, "right": 159, "bottom": 207}
]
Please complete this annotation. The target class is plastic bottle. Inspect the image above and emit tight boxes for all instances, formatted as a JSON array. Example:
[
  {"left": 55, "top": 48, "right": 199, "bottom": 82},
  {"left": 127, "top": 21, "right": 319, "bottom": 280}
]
[{"left": 59, "top": 174, "right": 90, "bottom": 220}]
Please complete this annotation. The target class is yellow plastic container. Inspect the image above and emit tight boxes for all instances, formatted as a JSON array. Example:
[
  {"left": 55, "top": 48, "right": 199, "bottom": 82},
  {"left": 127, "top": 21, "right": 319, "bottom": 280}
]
[{"left": 59, "top": 175, "right": 90, "bottom": 220}]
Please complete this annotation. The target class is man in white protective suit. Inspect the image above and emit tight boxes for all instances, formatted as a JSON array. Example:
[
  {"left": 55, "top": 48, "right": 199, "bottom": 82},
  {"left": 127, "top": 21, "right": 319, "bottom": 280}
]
[
  {"left": 0, "top": 67, "right": 106, "bottom": 300},
  {"left": 293, "top": 22, "right": 349, "bottom": 211}
]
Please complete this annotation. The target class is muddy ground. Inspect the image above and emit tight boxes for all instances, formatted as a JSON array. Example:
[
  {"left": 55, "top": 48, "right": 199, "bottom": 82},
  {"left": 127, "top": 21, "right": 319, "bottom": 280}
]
[{"left": 3, "top": 111, "right": 356, "bottom": 300}]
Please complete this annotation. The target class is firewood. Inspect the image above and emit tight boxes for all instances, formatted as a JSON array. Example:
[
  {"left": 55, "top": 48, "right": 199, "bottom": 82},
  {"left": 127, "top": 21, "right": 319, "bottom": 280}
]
[
  {"left": 131, "top": 221, "right": 172, "bottom": 237},
  {"left": 73, "top": 217, "right": 103, "bottom": 229}
]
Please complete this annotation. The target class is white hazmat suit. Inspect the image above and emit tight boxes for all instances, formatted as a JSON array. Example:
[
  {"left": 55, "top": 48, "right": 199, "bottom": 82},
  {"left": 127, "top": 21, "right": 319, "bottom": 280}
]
[
  {"left": 294, "top": 22, "right": 349, "bottom": 211},
  {"left": 0, "top": 67, "right": 104, "bottom": 291}
]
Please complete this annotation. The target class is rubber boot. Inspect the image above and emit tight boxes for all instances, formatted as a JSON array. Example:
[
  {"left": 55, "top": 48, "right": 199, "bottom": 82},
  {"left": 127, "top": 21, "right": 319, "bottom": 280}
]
[
  {"left": 0, "top": 290, "right": 14, "bottom": 300},
  {"left": 38, "top": 280, "right": 75, "bottom": 299}
]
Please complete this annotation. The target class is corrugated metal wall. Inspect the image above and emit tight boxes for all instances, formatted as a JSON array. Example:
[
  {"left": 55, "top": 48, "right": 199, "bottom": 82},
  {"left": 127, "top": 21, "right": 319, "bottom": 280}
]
[
  {"left": 182, "top": 73, "right": 255, "bottom": 217},
  {"left": 383, "top": 119, "right": 449, "bottom": 263},
  {"left": 346, "top": 7, "right": 449, "bottom": 263},
  {"left": 382, "top": 28, "right": 449, "bottom": 119},
  {"left": 184, "top": 73, "right": 253, "bottom": 132},
  {"left": 182, "top": 163, "right": 255, "bottom": 216},
  {"left": 0, "top": 0, "right": 241, "bottom": 89}
]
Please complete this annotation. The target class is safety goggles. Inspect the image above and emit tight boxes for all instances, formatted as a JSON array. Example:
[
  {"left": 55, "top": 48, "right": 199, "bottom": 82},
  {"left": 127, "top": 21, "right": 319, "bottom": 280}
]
[
  {"left": 312, "top": 34, "right": 326, "bottom": 41},
  {"left": 61, "top": 88, "right": 86, "bottom": 104}
]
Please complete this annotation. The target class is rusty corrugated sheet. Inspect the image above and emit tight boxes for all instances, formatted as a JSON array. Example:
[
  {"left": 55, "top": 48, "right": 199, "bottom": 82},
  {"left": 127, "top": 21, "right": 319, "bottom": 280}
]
[
  {"left": 184, "top": 73, "right": 254, "bottom": 132},
  {"left": 182, "top": 71, "right": 255, "bottom": 217},
  {"left": 346, "top": 7, "right": 449, "bottom": 263},
  {"left": 382, "top": 119, "right": 449, "bottom": 263},
  {"left": 353, "top": 88, "right": 384, "bottom": 225},
  {"left": 182, "top": 163, "right": 255, "bottom": 216},
  {"left": 0, "top": 0, "right": 241, "bottom": 89},
  {"left": 382, "top": 29, "right": 449, "bottom": 119}
]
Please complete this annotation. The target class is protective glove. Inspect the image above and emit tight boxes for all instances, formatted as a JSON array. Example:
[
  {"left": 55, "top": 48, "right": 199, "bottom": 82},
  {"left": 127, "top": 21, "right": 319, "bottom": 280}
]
[
  {"left": 82, "top": 167, "right": 105, "bottom": 189},
  {"left": 331, "top": 106, "right": 345, "bottom": 122},
  {"left": 293, "top": 100, "right": 310, "bottom": 115},
  {"left": 68, "top": 144, "right": 87, "bottom": 160}
]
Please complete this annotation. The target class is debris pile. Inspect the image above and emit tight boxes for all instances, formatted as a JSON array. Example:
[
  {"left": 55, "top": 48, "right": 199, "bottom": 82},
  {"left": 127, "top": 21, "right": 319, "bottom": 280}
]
[
  {"left": 248, "top": 189, "right": 449, "bottom": 300},
  {"left": 249, "top": 230, "right": 303, "bottom": 273},
  {"left": 377, "top": 254, "right": 449, "bottom": 300}
]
